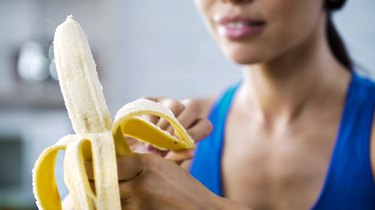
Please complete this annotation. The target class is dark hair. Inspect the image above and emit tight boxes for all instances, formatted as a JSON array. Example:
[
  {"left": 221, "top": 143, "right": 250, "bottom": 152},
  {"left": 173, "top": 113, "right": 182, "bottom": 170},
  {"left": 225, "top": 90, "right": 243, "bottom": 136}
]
[{"left": 325, "top": 0, "right": 353, "bottom": 71}]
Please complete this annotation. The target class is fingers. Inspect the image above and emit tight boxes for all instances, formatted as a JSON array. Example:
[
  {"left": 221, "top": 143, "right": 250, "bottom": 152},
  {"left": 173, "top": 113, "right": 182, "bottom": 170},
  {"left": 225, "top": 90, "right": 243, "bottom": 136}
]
[
  {"left": 144, "top": 117, "right": 213, "bottom": 158},
  {"left": 164, "top": 150, "right": 194, "bottom": 163},
  {"left": 128, "top": 97, "right": 212, "bottom": 164},
  {"left": 127, "top": 136, "right": 150, "bottom": 154},
  {"left": 145, "top": 144, "right": 168, "bottom": 157},
  {"left": 186, "top": 118, "right": 213, "bottom": 142},
  {"left": 163, "top": 118, "right": 212, "bottom": 163},
  {"left": 142, "top": 98, "right": 203, "bottom": 134},
  {"left": 156, "top": 99, "right": 185, "bottom": 130},
  {"left": 165, "top": 99, "right": 202, "bottom": 134}
]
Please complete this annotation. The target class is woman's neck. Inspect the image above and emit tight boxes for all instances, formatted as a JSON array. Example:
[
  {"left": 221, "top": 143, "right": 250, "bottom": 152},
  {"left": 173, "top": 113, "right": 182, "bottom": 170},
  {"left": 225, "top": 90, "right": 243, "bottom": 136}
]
[{"left": 239, "top": 18, "right": 350, "bottom": 126}]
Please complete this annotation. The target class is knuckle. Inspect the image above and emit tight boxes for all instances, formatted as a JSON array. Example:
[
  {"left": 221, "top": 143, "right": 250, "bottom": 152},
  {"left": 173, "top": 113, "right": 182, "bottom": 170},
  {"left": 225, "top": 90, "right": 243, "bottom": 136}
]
[
  {"left": 165, "top": 99, "right": 184, "bottom": 114},
  {"left": 188, "top": 119, "right": 213, "bottom": 140},
  {"left": 202, "top": 120, "right": 214, "bottom": 136},
  {"left": 187, "top": 130, "right": 199, "bottom": 141},
  {"left": 184, "top": 99, "right": 202, "bottom": 114}
]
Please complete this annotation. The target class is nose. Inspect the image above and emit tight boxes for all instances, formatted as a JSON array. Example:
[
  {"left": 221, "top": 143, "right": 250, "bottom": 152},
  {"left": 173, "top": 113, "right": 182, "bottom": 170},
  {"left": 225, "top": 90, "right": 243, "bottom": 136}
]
[{"left": 223, "top": 0, "right": 252, "bottom": 3}]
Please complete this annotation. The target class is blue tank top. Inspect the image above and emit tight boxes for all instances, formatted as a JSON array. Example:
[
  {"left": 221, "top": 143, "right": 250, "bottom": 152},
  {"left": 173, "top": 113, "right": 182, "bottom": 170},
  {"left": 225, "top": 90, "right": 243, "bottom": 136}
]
[{"left": 190, "top": 73, "right": 375, "bottom": 209}]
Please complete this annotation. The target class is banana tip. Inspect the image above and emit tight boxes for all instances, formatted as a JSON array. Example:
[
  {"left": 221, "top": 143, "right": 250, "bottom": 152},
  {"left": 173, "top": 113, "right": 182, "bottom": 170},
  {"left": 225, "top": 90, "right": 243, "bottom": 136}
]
[{"left": 66, "top": 15, "right": 74, "bottom": 21}]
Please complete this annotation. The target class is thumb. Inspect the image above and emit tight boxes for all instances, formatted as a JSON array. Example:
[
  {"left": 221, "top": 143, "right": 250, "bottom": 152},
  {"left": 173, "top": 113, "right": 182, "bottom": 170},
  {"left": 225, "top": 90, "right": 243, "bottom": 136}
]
[{"left": 116, "top": 153, "right": 149, "bottom": 181}]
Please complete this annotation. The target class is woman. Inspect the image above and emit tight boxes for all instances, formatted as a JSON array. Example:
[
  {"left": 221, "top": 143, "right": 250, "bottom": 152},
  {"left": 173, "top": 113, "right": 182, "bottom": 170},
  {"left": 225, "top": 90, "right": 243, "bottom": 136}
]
[{"left": 65, "top": 0, "right": 375, "bottom": 209}]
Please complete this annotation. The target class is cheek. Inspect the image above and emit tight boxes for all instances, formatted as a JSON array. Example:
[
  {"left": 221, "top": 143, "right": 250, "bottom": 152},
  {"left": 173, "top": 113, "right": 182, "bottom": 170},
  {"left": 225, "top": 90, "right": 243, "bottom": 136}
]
[{"left": 262, "top": 0, "right": 324, "bottom": 50}]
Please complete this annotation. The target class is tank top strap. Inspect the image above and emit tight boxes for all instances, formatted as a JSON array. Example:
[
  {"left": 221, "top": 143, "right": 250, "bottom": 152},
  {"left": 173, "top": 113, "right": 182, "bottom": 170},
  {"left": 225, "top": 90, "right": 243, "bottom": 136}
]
[
  {"left": 190, "top": 82, "right": 240, "bottom": 196},
  {"left": 312, "top": 73, "right": 375, "bottom": 209}
]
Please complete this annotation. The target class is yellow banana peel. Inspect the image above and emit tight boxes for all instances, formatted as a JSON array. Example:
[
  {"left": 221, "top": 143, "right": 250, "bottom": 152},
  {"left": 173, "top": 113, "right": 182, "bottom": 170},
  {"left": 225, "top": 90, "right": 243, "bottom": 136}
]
[{"left": 32, "top": 16, "right": 195, "bottom": 210}]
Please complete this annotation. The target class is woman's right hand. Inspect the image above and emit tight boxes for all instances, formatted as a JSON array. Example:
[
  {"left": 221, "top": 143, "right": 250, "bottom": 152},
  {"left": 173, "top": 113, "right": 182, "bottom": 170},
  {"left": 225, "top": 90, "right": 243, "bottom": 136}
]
[
  {"left": 126, "top": 97, "right": 213, "bottom": 164},
  {"left": 62, "top": 98, "right": 213, "bottom": 209}
]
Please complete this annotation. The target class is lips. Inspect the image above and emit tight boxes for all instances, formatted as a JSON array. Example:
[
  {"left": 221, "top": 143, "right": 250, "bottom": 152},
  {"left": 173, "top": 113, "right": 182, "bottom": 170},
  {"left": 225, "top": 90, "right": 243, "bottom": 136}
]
[{"left": 216, "top": 16, "right": 266, "bottom": 40}]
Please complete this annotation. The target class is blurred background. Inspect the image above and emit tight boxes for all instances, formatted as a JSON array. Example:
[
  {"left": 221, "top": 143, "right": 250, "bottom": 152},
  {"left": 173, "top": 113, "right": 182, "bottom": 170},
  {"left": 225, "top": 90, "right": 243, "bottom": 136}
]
[{"left": 0, "top": 0, "right": 374, "bottom": 209}]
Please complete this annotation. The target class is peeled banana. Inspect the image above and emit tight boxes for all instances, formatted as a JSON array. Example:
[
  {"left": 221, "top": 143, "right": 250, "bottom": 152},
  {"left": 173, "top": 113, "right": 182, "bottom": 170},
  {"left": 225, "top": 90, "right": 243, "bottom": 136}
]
[{"left": 32, "top": 15, "right": 195, "bottom": 210}]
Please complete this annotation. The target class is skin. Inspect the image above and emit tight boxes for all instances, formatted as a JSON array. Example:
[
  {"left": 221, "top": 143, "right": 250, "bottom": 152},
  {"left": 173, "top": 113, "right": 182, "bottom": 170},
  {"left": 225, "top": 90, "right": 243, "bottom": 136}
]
[
  {"left": 63, "top": 0, "right": 375, "bottom": 209},
  {"left": 85, "top": 154, "right": 249, "bottom": 210}
]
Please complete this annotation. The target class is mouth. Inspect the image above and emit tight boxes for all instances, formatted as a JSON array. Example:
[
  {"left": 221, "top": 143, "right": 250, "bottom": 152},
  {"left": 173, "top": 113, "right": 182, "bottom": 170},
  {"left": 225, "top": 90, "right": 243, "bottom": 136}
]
[{"left": 216, "top": 16, "right": 266, "bottom": 40}]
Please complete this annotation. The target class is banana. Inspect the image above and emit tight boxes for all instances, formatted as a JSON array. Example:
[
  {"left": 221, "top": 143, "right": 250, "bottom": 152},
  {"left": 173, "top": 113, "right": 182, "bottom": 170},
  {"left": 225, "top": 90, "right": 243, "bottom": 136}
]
[{"left": 32, "top": 15, "right": 195, "bottom": 210}]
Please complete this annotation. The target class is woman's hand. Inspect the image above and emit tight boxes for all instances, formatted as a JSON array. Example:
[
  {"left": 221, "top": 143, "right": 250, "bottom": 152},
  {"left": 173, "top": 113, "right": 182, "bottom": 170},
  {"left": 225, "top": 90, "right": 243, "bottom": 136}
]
[
  {"left": 66, "top": 154, "right": 250, "bottom": 210},
  {"left": 86, "top": 153, "right": 249, "bottom": 210},
  {"left": 62, "top": 98, "right": 213, "bottom": 209},
  {"left": 128, "top": 98, "right": 213, "bottom": 163}
]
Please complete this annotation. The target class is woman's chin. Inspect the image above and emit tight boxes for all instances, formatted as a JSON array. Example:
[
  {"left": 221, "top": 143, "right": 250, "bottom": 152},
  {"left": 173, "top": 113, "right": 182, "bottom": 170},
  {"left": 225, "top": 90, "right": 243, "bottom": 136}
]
[
  {"left": 224, "top": 52, "right": 263, "bottom": 65},
  {"left": 219, "top": 44, "right": 267, "bottom": 65}
]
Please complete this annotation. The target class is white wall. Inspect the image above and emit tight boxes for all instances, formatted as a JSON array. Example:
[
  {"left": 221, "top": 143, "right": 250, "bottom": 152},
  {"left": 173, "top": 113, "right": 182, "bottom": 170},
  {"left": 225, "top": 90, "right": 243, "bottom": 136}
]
[
  {"left": 101, "top": 1, "right": 241, "bottom": 112},
  {"left": 334, "top": 0, "right": 375, "bottom": 77},
  {"left": 101, "top": 0, "right": 375, "bottom": 111},
  {"left": 0, "top": 0, "right": 374, "bottom": 112}
]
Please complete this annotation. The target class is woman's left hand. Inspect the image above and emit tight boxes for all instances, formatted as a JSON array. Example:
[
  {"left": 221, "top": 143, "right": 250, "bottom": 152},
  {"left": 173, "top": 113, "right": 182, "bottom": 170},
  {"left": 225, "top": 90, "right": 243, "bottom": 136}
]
[{"left": 127, "top": 98, "right": 213, "bottom": 165}]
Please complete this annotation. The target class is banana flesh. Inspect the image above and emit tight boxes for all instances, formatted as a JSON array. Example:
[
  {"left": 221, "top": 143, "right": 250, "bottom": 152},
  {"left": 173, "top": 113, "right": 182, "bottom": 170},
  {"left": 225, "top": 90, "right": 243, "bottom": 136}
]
[
  {"left": 53, "top": 15, "right": 112, "bottom": 134},
  {"left": 32, "top": 16, "right": 195, "bottom": 210}
]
